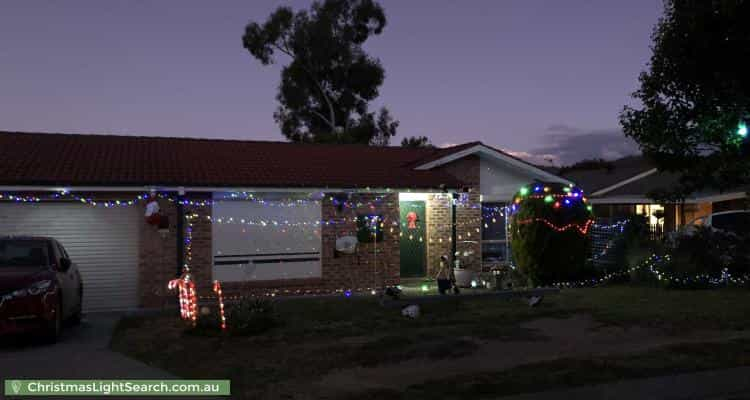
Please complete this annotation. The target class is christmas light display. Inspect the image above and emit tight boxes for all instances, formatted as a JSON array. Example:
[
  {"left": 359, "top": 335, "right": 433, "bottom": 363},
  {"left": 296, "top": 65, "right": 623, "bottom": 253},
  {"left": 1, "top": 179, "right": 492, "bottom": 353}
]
[
  {"left": 212, "top": 280, "right": 227, "bottom": 331},
  {"left": 510, "top": 182, "right": 592, "bottom": 286},
  {"left": 2, "top": 189, "right": 507, "bottom": 298},
  {"left": 553, "top": 254, "right": 750, "bottom": 288},
  {"left": 168, "top": 267, "right": 198, "bottom": 325},
  {"left": 515, "top": 218, "right": 594, "bottom": 235}
]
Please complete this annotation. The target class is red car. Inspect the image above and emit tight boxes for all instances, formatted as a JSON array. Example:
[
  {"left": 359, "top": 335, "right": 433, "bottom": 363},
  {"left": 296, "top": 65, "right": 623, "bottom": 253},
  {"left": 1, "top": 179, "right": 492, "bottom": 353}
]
[{"left": 0, "top": 237, "right": 83, "bottom": 342}]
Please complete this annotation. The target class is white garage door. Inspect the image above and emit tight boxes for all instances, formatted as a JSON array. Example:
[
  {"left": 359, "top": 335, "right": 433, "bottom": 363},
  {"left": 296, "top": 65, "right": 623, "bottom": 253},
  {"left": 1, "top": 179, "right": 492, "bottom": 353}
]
[{"left": 0, "top": 202, "right": 139, "bottom": 312}]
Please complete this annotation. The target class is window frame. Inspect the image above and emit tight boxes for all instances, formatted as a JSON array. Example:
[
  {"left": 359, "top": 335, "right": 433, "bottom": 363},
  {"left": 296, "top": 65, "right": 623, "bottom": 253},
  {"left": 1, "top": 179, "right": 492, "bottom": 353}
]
[{"left": 481, "top": 202, "right": 509, "bottom": 264}]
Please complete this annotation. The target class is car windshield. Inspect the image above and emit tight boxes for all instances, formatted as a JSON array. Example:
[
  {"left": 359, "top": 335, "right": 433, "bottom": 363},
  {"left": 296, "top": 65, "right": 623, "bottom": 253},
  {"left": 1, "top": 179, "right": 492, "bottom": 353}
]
[{"left": 0, "top": 239, "right": 50, "bottom": 268}]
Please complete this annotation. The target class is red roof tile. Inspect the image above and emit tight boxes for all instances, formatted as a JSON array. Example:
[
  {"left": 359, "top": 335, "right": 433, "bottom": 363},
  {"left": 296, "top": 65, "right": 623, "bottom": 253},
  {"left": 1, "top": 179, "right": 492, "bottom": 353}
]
[{"left": 0, "top": 131, "right": 467, "bottom": 189}]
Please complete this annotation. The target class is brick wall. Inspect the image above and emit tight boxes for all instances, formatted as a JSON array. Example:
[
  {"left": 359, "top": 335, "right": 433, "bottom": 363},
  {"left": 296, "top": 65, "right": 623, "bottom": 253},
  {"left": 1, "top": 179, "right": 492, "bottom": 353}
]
[
  {"left": 320, "top": 193, "right": 401, "bottom": 291},
  {"left": 138, "top": 196, "right": 178, "bottom": 308},
  {"left": 426, "top": 193, "right": 451, "bottom": 277},
  {"left": 138, "top": 193, "right": 213, "bottom": 308},
  {"left": 433, "top": 155, "right": 483, "bottom": 272},
  {"left": 185, "top": 194, "right": 213, "bottom": 296}
]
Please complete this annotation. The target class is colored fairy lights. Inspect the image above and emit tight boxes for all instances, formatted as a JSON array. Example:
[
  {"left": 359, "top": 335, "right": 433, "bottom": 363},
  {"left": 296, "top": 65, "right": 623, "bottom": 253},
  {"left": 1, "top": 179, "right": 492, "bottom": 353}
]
[
  {"left": 515, "top": 218, "right": 594, "bottom": 235},
  {"left": 553, "top": 254, "right": 750, "bottom": 288}
]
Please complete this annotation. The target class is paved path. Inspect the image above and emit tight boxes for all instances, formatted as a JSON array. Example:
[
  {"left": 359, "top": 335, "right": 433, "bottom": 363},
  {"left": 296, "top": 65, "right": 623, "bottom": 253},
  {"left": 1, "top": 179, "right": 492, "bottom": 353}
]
[
  {"left": 499, "top": 366, "right": 750, "bottom": 400},
  {"left": 0, "top": 313, "right": 174, "bottom": 380}
]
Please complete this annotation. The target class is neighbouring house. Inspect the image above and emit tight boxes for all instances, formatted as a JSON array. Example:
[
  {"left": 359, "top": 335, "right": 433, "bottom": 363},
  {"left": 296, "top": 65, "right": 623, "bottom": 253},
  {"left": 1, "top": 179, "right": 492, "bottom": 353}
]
[
  {"left": 0, "top": 131, "right": 569, "bottom": 311},
  {"left": 562, "top": 156, "right": 749, "bottom": 234}
]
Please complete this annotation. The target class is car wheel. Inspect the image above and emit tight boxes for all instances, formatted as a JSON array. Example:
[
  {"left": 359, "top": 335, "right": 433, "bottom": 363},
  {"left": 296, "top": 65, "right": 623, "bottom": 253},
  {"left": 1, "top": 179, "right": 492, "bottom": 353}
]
[{"left": 42, "top": 300, "right": 62, "bottom": 344}]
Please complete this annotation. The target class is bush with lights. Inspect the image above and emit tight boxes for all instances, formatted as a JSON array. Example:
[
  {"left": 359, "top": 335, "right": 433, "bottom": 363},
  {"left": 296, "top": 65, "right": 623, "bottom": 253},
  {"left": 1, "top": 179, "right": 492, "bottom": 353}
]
[{"left": 509, "top": 182, "right": 594, "bottom": 286}]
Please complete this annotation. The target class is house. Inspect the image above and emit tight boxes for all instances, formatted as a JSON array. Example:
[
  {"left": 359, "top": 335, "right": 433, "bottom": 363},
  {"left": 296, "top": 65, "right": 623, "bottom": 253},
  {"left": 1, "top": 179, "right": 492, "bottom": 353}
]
[
  {"left": 0, "top": 131, "right": 569, "bottom": 311},
  {"left": 562, "top": 156, "right": 749, "bottom": 232}
]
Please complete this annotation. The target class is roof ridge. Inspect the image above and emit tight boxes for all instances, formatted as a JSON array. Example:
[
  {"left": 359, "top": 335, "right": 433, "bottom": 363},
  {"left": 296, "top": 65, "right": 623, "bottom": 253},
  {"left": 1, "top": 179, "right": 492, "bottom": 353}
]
[{"left": 0, "top": 130, "right": 458, "bottom": 152}]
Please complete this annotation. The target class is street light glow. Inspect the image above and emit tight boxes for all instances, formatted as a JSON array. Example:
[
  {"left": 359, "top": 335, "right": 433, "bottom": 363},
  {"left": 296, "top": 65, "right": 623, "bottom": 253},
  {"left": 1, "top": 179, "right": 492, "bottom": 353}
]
[{"left": 738, "top": 122, "right": 748, "bottom": 137}]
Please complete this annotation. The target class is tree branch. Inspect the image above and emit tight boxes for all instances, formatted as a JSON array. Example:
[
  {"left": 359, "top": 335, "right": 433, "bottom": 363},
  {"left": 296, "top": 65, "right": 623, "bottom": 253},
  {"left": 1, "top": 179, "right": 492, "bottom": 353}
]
[{"left": 271, "top": 42, "right": 338, "bottom": 133}]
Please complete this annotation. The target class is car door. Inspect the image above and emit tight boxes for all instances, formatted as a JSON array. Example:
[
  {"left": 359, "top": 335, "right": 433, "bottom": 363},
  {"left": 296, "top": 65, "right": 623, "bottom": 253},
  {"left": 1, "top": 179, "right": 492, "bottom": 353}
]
[{"left": 53, "top": 240, "right": 77, "bottom": 318}]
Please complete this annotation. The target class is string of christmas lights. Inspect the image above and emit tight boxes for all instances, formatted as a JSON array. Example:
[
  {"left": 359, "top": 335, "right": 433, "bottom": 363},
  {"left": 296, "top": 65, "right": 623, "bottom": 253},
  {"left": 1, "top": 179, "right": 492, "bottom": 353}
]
[
  {"left": 553, "top": 254, "right": 750, "bottom": 288},
  {"left": 514, "top": 218, "right": 595, "bottom": 235}
]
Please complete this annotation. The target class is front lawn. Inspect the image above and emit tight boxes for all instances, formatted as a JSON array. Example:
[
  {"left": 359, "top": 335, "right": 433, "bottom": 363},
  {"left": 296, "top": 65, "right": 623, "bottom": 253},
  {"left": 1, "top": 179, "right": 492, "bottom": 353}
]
[{"left": 110, "top": 287, "right": 750, "bottom": 399}]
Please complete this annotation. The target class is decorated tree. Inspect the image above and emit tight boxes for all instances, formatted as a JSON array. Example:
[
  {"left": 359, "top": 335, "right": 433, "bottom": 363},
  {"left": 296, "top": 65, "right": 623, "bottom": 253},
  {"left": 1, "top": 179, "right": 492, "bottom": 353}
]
[
  {"left": 620, "top": 0, "right": 750, "bottom": 197},
  {"left": 509, "top": 183, "right": 594, "bottom": 286},
  {"left": 242, "top": 0, "right": 399, "bottom": 145}
]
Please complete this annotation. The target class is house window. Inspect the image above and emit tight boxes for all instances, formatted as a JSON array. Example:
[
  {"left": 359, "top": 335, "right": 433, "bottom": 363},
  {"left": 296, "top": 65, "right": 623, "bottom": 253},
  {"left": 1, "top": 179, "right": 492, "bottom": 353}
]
[
  {"left": 481, "top": 202, "right": 508, "bottom": 264},
  {"left": 211, "top": 193, "right": 322, "bottom": 282},
  {"left": 635, "top": 204, "right": 665, "bottom": 227}
]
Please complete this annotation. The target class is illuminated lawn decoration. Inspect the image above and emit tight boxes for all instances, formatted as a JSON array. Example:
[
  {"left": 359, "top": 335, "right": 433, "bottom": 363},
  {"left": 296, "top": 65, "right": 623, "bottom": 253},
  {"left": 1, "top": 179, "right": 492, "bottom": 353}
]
[
  {"left": 213, "top": 280, "right": 227, "bottom": 331},
  {"left": 168, "top": 267, "right": 198, "bottom": 326},
  {"left": 553, "top": 254, "right": 750, "bottom": 288},
  {"left": 510, "top": 182, "right": 593, "bottom": 286}
]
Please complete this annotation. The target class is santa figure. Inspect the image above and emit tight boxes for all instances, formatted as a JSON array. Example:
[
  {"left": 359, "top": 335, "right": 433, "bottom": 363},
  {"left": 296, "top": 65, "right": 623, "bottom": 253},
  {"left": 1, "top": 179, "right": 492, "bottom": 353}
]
[
  {"left": 406, "top": 211, "right": 419, "bottom": 229},
  {"left": 145, "top": 198, "right": 161, "bottom": 226}
]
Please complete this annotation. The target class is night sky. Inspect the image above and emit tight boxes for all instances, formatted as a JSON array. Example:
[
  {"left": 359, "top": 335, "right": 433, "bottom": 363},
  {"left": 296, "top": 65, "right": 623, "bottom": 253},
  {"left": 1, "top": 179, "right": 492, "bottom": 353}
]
[{"left": 0, "top": 1, "right": 661, "bottom": 165}]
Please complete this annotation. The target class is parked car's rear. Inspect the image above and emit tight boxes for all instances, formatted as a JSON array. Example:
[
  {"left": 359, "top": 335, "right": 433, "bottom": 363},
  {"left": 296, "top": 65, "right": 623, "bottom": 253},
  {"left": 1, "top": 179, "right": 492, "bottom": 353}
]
[
  {"left": 683, "top": 210, "right": 750, "bottom": 235},
  {"left": 0, "top": 237, "right": 83, "bottom": 342}
]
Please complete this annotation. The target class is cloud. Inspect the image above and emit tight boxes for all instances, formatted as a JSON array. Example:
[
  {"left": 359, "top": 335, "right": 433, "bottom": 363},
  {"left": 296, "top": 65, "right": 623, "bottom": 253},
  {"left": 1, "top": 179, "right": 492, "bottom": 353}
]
[
  {"left": 520, "top": 125, "right": 641, "bottom": 166},
  {"left": 501, "top": 149, "right": 560, "bottom": 167}
]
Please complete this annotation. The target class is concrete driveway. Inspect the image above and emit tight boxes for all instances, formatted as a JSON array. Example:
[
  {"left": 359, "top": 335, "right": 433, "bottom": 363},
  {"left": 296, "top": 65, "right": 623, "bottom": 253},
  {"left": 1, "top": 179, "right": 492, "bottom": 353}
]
[{"left": 0, "top": 313, "right": 174, "bottom": 380}]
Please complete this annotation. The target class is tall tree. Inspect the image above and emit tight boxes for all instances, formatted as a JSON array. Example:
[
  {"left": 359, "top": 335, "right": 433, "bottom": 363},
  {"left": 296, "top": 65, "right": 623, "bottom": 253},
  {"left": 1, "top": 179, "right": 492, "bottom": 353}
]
[
  {"left": 243, "top": 0, "right": 398, "bottom": 145},
  {"left": 620, "top": 0, "right": 750, "bottom": 198}
]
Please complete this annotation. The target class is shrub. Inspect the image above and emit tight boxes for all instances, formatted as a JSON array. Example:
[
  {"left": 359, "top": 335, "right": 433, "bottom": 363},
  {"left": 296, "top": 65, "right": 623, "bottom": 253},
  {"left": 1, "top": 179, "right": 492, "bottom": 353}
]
[
  {"left": 614, "top": 215, "right": 660, "bottom": 270},
  {"left": 509, "top": 183, "right": 593, "bottom": 286},
  {"left": 668, "top": 227, "right": 750, "bottom": 281},
  {"left": 185, "top": 307, "right": 224, "bottom": 337},
  {"left": 227, "top": 297, "right": 278, "bottom": 336}
]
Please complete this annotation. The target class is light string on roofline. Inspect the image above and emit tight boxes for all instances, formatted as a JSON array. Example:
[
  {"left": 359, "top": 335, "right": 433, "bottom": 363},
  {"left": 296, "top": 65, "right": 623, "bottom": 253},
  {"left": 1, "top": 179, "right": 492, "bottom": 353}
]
[
  {"left": 0, "top": 190, "right": 503, "bottom": 214},
  {"left": 0, "top": 191, "right": 395, "bottom": 208},
  {"left": 553, "top": 254, "right": 750, "bottom": 288},
  {"left": 0, "top": 191, "right": 509, "bottom": 244}
]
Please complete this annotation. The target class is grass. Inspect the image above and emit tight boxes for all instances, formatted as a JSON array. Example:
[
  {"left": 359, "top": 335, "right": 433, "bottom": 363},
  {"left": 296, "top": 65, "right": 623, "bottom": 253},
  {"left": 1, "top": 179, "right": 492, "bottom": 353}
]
[
  {"left": 356, "top": 338, "right": 750, "bottom": 400},
  {"left": 553, "top": 286, "right": 750, "bottom": 331},
  {"left": 110, "top": 286, "right": 750, "bottom": 399}
]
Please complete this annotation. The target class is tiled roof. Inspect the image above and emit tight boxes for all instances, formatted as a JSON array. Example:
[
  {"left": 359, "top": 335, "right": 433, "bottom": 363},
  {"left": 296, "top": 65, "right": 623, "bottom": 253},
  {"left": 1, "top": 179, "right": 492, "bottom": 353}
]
[
  {"left": 561, "top": 156, "right": 654, "bottom": 194},
  {"left": 0, "top": 131, "right": 467, "bottom": 189}
]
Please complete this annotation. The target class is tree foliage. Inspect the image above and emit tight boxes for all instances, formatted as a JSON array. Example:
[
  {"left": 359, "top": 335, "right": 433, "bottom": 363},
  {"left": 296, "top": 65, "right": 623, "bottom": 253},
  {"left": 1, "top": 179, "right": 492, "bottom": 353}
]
[
  {"left": 558, "top": 158, "right": 614, "bottom": 175},
  {"left": 243, "top": 0, "right": 398, "bottom": 145},
  {"left": 509, "top": 183, "right": 592, "bottom": 286},
  {"left": 620, "top": 0, "right": 750, "bottom": 197},
  {"left": 400, "top": 135, "right": 434, "bottom": 148}
]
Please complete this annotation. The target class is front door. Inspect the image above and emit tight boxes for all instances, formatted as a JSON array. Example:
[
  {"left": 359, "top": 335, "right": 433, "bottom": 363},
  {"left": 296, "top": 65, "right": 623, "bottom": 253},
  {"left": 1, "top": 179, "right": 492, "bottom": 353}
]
[{"left": 399, "top": 201, "right": 426, "bottom": 277}]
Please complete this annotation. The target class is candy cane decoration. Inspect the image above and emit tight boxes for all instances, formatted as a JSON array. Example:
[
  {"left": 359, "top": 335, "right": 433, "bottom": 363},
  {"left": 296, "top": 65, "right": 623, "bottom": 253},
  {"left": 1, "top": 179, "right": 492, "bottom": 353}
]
[
  {"left": 213, "top": 280, "right": 227, "bottom": 331},
  {"left": 168, "top": 267, "right": 197, "bottom": 326}
]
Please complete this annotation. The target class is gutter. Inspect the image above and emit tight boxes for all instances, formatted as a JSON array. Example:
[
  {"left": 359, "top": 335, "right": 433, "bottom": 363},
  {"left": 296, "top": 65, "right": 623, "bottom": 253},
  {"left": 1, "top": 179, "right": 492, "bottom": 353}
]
[{"left": 0, "top": 185, "right": 459, "bottom": 194}]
